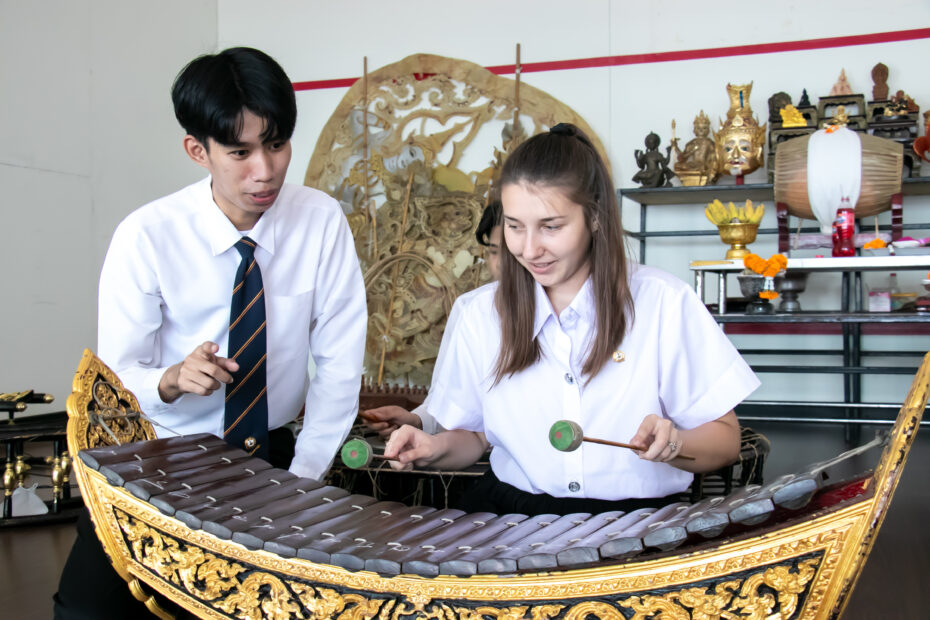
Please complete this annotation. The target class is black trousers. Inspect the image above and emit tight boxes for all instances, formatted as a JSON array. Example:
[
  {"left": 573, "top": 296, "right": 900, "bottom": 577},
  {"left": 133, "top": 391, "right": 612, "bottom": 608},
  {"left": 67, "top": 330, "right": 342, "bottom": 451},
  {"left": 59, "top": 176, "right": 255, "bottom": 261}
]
[
  {"left": 53, "top": 427, "right": 295, "bottom": 619},
  {"left": 459, "top": 468, "right": 681, "bottom": 516}
]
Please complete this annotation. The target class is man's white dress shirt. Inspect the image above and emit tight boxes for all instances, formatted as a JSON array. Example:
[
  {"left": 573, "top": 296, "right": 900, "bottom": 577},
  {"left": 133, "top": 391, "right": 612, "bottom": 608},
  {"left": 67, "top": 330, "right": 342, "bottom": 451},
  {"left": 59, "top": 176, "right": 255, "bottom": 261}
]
[
  {"left": 428, "top": 264, "right": 760, "bottom": 500},
  {"left": 98, "top": 177, "right": 367, "bottom": 479}
]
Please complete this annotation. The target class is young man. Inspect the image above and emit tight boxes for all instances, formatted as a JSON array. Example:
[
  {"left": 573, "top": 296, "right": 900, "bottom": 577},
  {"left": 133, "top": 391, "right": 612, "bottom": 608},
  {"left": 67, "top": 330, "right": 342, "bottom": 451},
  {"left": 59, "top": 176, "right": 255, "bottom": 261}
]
[{"left": 54, "top": 47, "right": 367, "bottom": 618}]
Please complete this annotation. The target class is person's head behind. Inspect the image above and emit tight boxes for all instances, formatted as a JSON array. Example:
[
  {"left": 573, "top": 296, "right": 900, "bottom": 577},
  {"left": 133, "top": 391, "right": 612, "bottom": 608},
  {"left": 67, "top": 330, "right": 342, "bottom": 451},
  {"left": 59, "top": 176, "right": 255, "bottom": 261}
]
[
  {"left": 475, "top": 200, "right": 502, "bottom": 280},
  {"left": 495, "top": 123, "right": 633, "bottom": 382},
  {"left": 172, "top": 47, "right": 297, "bottom": 150}
]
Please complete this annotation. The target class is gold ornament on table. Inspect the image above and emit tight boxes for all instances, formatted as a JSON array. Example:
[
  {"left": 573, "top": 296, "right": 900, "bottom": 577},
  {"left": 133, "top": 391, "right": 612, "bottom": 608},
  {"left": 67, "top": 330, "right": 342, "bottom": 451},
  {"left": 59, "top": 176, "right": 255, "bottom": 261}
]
[
  {"left": 714, "top": 82, "right": 766, "bottom": 179},
  {"left": 671, "top": 111, "right": 718, "bottom": 186},
  {"left": 706, "top": 198, "right": 765, "bottom": 259}
]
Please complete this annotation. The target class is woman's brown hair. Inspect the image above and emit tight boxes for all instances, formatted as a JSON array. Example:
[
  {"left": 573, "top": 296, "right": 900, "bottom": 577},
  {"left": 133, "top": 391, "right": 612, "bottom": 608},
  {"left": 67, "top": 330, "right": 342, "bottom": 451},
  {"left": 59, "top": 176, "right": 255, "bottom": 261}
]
[{"left": 494, "top": 123, "right": 633, "bottom": 382}]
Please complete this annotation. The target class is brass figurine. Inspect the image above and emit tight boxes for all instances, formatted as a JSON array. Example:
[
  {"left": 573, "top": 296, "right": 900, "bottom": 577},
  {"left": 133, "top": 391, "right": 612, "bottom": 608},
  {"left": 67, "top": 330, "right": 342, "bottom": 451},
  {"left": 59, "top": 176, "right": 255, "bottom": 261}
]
[
  {"left": 671, "top": 111, "right": 718, "bottom": 186},
  {"left": 714, "top": 82, "right": 766, "bottom": 178},
  {"left": 632, "top": 132, "right": 675, "bottom": 187},
  {"left": 885, "top": 90, "right": 918, "bottom": 116},
  {"left": 828, "top": 105, "right": 850, "bottom": 128},
  {"left": 767, "top": 91, "right": 792, "bottom": 123}
]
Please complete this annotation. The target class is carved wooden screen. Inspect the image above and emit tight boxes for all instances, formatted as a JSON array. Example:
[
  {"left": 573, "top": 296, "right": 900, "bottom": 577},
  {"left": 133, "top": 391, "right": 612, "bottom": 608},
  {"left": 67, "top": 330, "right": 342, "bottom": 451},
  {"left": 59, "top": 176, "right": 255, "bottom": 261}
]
[{"left": 306, "top": 53, "right": 603, "bottom": 386}]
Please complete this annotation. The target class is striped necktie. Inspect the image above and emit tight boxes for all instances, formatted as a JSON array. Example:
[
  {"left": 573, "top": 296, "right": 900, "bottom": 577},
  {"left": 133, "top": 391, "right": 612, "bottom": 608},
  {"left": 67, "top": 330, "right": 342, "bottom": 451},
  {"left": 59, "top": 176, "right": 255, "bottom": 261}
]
[{"left": 224, "top": 236, "right": 269, "bottom": 460}]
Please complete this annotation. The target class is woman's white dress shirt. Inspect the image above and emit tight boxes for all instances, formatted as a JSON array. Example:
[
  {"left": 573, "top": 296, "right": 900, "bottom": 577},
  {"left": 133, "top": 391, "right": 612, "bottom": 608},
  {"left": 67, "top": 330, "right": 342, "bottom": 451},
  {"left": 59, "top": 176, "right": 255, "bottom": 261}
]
[{"left": 428, "top": 264, "right": 759, "bottom": 500}]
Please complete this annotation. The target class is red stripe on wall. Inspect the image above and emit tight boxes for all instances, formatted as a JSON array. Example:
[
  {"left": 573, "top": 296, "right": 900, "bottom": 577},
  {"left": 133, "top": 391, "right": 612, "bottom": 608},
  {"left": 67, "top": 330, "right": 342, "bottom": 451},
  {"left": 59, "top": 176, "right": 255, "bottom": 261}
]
[{"left": 292, "top": 27, "right": 930, "bottom": 92}]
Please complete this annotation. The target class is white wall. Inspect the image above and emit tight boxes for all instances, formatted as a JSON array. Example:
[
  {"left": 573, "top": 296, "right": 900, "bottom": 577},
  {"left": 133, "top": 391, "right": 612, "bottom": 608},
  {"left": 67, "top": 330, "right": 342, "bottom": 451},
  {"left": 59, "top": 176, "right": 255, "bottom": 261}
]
[
  {"left": 1, "top": 0, "right": 217, "bottom": 413},
  {"left": 219, "top": 0, "right": 930, "bottom": 403},
  {"left": 3, "top": 0, "right": 929, "bottom": 413}
]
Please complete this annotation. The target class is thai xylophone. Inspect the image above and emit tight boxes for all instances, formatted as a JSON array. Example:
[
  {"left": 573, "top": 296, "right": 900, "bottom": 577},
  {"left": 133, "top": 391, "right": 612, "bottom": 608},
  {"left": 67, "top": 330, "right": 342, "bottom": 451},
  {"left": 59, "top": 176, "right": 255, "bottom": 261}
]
[{"left": 66, "top": 349, "right": 930, "bottom": 619}]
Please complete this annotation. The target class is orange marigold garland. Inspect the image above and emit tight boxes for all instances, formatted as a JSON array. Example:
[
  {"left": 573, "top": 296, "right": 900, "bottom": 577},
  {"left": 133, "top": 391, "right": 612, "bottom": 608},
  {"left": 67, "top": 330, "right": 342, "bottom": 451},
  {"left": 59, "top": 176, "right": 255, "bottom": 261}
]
[{"left": 743, "top": 253, "right": 787, "bottom": 300}]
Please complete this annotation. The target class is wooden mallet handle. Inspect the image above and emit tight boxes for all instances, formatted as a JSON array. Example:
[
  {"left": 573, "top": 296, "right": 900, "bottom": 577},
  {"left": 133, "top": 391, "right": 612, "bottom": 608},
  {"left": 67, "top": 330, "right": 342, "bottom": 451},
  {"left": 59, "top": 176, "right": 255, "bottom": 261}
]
[{"left": 549, "top": 420, "right": 695, "bottom": 460}]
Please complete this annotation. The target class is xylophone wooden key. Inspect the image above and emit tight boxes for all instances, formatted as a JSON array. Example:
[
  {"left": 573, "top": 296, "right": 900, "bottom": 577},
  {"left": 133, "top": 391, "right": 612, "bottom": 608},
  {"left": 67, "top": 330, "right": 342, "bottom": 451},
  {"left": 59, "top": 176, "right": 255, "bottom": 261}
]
[
  {"left": 408, "top": 513, "right": 533, "bottom": 577},
  {"left": 569, "top": 502, "right": 689, "bottom": 561},
  {"left": 77, "top": 433, "right": 224, "bottom": 471},
  {"left": 347, "top": 508, "right": 467, "bottom": 574},
  {"left": 642, "top": 502, "right": 723, "bottom": 550},
  {"left": 203, "top": 485, "right": 350, "bottom": 541},
  {"left": 515, "top": 511, "right": 625, "bottom": 570},
  {"left": 725, "top": 485, "right": 776, "bottom": 526},
  {"left": 91, "top": 443, "right": 241, "bottom": 487},
  {"left": 475, "top": 512, "right": 594, "bottom": 574},
  {"left": 554, "top": 508, "right": 657, "bottom": 566},
  {"left": 236, "top": 494, "right": 377, "bottom": 553},
  {"left": 397, "top": 512, "right": 508, "bottom": 576},
  {"left": 197, "top": 478, "right": 329, "bottom": 537},
  {"left": 330, "top": 508, "right": 466, "bottom": 571},
  {"left": 160, "top": 469, "right": 304, "bottom": 527},
  {"left": 299, "top": 504, "right": 434, "bottom": 566},
  {"left": 680, "top": 495, "right": 732, "bottom": 538},
  {"left": 125, "top": 456, "right": 272, "bottom": 501},
  {"left": 292, "top": 501, "right": 409, "bottom": 561},
  {"left": 415, "top": 513, "right": 563, "bottom": 575}
]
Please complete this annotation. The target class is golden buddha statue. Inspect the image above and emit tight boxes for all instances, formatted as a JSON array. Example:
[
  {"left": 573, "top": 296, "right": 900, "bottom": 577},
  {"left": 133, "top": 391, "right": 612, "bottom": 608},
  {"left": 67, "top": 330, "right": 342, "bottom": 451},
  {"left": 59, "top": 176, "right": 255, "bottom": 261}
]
[
  {"left": 714, "top": 82, "right": 766, "bottom": 178},
  {"left": 828, "top": 105, "right": 849, "bottom": 128},
  {"left": 671, "top": 110, "right": 718, "bottom": 186},
  {"left": 779, "top": 104, "right": 807, "bottom": 128}
]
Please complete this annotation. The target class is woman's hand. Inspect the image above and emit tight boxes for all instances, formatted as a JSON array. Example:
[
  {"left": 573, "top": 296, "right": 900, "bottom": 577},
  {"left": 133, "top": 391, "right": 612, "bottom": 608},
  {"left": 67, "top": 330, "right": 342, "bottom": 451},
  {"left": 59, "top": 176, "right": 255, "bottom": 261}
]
[
  {"left": 629, "top": 411, "right": 741, "bottom": 472},
  {"left": 629, "top": 413, "right": 684, "bottom": 463},
  {"left": 383, "top": 428, "right": 489, "bottom": 472},
  {"left": 360, "top": 406, "right": 422, "bottom": 439},
  {"left": 383, "top": 424, "right": 440, "bottom": 470}
]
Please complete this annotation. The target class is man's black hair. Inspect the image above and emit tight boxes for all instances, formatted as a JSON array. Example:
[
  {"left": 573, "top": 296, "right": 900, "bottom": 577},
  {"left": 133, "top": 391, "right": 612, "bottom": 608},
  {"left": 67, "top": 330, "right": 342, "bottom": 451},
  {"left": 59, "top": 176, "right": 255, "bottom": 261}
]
[
  {"left": 172, "top": 47, "right": 297, "bottom": 148},
  {"left": 475, "top": 200, "right": 502, "bottom": 246}
]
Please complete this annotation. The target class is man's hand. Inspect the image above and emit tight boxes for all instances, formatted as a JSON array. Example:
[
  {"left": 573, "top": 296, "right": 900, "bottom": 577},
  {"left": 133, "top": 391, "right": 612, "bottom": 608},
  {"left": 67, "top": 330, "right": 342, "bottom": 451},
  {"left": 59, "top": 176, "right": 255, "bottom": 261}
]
[
  {"left": 158, "top": 341, "right": 239, "bottom": 403},
  {"left": 359, "top": 406, "right": 422, "bottom": 438}
]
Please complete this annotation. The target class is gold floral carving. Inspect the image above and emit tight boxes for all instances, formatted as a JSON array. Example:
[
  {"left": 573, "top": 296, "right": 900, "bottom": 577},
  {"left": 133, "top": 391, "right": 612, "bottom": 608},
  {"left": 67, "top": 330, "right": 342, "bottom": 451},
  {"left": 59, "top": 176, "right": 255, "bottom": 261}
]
[
  {"left": 66, "top": 349, "right": 156, "bottom": 456},
  {"left": 306, "top": 54, "right": 605, "bottom": 386},
  {"left": 87, "top": 465, "right": 865, "bottom": 609},
  {"left": 110, "top": 501, "right": 825, "bottom": 620},
  {"left": 615, "top": 559, "right": 816, "bottom": 619}
]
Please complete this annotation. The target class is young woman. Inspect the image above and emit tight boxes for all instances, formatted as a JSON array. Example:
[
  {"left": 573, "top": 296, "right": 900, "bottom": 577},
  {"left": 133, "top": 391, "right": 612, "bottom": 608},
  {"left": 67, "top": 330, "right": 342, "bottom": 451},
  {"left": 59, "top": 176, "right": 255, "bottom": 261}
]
[{"left": 385, "top": 124, "right": 759, "bottom": 516}]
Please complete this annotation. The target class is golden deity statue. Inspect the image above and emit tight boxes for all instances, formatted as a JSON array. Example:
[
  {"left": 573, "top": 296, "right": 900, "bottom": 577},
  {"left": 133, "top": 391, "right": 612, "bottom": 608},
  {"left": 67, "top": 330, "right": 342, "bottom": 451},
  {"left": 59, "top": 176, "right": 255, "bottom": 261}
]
[
  {"left": 714, "top": 82, "right": 766, "bottom": 178},
  {"left": 779, "top": 104, "right": 807, "bottom": 128},
  {"left": 671, "top": 110, "right": 718, "bottom": 186},
  {"left": 828, "top": 105, "right": 850, "bottom": 128}
]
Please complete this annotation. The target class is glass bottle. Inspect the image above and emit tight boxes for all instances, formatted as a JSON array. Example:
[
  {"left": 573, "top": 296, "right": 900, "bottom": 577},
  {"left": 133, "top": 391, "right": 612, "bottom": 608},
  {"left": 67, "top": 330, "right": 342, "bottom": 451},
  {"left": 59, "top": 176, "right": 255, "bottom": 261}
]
[{"left": 832, "top": 198, "right": 856, "bottom": 257}]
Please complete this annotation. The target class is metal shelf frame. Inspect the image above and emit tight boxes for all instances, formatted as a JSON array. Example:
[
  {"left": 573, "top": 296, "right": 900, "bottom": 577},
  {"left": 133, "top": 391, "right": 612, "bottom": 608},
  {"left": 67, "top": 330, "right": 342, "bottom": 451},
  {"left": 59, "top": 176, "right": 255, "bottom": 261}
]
[{"left": 617, "top": 178, "right": 930, "bottom": 432}]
